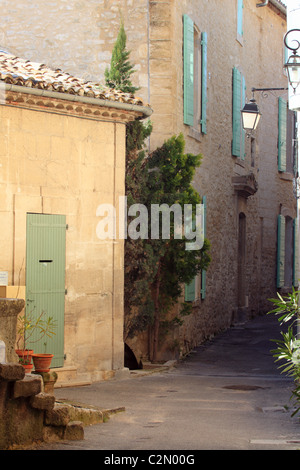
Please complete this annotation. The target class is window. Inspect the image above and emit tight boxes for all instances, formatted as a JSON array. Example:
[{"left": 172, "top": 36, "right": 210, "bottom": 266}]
[
  {"left": 278, "top": 97, "right": 298, "bottom": 174},
  {"left": 277, "top": 214, "right": 298, "bottom": 289},
  {"left": 183, "top": 14, "right": 207, "bottom": 135},
  {"left": 232, "top": 67, "right": 246, "bottom": 159},
  {"left": 184, "top": 196, "right": 207, "bottom": 301}
]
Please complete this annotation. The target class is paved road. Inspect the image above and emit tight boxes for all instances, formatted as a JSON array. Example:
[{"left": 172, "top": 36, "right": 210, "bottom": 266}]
[{"left": 38, "top": 314, "right": 300, "bottom": 451}]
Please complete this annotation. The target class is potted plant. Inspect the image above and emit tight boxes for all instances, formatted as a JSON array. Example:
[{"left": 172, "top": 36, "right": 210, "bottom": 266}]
[{"left": 16, "top": 311, "right": 57, "bottom": 372}]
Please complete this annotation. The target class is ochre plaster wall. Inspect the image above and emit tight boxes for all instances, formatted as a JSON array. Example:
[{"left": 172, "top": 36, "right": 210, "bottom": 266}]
[{"left": 0, "top": 102, "right": 126, "bottom": 383}]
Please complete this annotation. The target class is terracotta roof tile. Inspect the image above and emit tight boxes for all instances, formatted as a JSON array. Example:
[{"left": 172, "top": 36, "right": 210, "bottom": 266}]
[{"left": 0, "top": 51, "right": 148, "bottom": 107}]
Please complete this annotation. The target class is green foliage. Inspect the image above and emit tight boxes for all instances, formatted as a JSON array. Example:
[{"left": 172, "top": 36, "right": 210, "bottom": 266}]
[
  {"left": 124, "top": 124, "right": 211, "bottom": 360},
  {"left": 16, "top": 310, "right": 57, "bottom": 360},
  {"left": 104, "top": 19, "right": 139, "bottom": 94},
  {"left": 268, "top": 288, "right": 300, "bottom": 416}
]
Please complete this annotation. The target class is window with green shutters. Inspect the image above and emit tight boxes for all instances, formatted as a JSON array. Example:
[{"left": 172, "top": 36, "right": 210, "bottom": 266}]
[
  {"left": 183, "top": 14, "right": 194, "bottom": 127},
  {"left": 278, "top": 98, "right": 297, "bottom": 175},
  {"left": 232, "top": 67, "right": 246, "bottom": 159},
  {"left": 278, "top": 97, "right": 287, "bottom": 172},
  {"left": 277, "top": 214, "right": 299, "bottom": 289},
  {"left": 201, "top": 32, "right": 207, "bottom": 134},
  {"left": 184, "top": 195, "right": 207, "bottom": 302},
  {"left": 183, "top": 14, "right": 207, "bottom": 134},
  {"left": 293, "top": 218, "right": 299, "bottom": 288},
  {"left": 185, "top": 277, "right": 196, "bottom": 302},
  {"left": 277, "top": 214, "right": 285, "bottom": 289}
]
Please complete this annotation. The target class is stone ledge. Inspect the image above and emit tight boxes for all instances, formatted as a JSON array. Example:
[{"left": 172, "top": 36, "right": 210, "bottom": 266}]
[
  {"left": 13, "top": 374, "right": 42, "bottom": 398},
  {"left": 30, "top": 392, "right": 55, "bottom": 411},
  {"left": 0, "top": 363, "right": 25, "bottom": 382}
]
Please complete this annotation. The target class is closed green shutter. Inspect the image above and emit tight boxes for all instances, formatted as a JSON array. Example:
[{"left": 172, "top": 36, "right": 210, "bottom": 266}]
[
  {"left": 201, "top": 195, "right": 207, "bottom": 299},
  {"left": 240, "top": 76, "right": 246, "bottom": 160},
  {"left": 237, "top": 0, "right": 243, "bottom": 38},
  {"left": 183, "top": 14, "right": 194, "bottom": 126},
  {"left": 278, "top": 97, "right": 287, "bottom": 172},
  {"left": 201, "top": 32, "right": 207, "bottom": 134},
  {"left": 26, "top": 213, "right": 66, "bottom": 368},
  {"left": 232, "top": 67, "right": 241, "bottom": 157},
  {"left": 293, "top": 218, "right": 299, "bottom": 287},
  {"left": 277, "top": 214, "right": 285, "bottom": 288},
  {"left": 185, "top": 277, "right": 196, "bottom": 302}
]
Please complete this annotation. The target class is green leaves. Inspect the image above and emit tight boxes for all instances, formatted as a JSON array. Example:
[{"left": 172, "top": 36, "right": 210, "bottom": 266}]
[
  {"left": 105, "top": 20, "right": 139, "bottom": 94},
  {"left": 124, "top": 124, "right": 211, "bottom": 353},
  {"left": 268, "top": 288, "right": 300, "bottom": 415}
]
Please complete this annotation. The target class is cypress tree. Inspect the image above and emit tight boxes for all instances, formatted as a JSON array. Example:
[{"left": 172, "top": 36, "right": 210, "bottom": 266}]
[{"left": 105, "top": 20, "right": 139, "bottom": 94}]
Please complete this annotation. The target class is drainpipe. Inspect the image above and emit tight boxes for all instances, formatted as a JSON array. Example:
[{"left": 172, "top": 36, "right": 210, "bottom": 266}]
[{"left": 256, "top": 0, "right": 286, "bottom": 16}]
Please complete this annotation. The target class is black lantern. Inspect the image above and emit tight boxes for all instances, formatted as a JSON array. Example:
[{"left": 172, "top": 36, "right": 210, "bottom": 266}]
[{"left": 241, "top": 99, "right": 261, "bottom": 131}]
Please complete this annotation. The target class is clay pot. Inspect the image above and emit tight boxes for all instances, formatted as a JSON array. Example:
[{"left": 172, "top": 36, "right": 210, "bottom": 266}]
[
  {"left": 32, "top": 353, "right": 54, "bottom": 373},
  {"left": 23, "top": 363, "right": 33, "bottom": 374},
  {"left": 15, "top": 349, "right": 34, "bottom": 365}
]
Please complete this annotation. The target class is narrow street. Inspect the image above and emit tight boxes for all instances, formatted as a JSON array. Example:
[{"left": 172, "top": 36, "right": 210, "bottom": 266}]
[{"left": 36, "top": 313, "right": 300, "bottom": 451}]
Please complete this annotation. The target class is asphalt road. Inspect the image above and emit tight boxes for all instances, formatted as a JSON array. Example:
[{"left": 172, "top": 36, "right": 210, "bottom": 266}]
[{"left": 36, "top": 313, "right": 300, "bottom": 452}]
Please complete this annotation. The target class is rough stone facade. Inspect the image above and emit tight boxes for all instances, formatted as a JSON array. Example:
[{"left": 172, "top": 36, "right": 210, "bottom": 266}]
[{"left": 0, "top": 1, "right": 296, "bottom": 363}]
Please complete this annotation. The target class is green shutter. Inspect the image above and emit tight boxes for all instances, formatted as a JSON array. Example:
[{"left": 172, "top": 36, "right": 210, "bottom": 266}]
[
  {"left": 240, "top": 75, "right": 246, "bottom": 160},
  {"left": 293, "top": 218, "right": 299, "bottom": 287},
  {"left": 232, "top": 67, "right": 241, "bottom": 157},
  {"left": 237, "top": 0, "right": 243, "bottom": 38},
  {"left": 201, "top": 32, "right": 207, "bottom": 134},
  {"left": 277, "top": 214, "right": 285, "bottom": 288},
  {"left": 278, "top": 97, "right": 287, "bottom": 172},
  {"left": 201, "top": 196, "right": 207, "bottom": 299},
  {"left": 26, "top": 213, "right": 66, "bottom": 368},
  {"left": 183, "top": 14, "right": 194, "bottom": 126},
  {"left": 185, "top": 277, "right": 196, "bottom": 302}
]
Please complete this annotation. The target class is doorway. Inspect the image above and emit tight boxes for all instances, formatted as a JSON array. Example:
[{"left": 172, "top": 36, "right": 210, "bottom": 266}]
[{"left": 25, "top": 213, "right": 66, "bottom": 368}]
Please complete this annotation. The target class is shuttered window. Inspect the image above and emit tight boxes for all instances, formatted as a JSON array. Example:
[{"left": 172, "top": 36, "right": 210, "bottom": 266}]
[
  {"left": 232, "top": 67, "right": 245, "bottom": 159},
  {"left": 185, "top": 277, "right": 196, "bottom": 302},
  {"left": 183, "top": 15, "right": 207, "bottom": 134},
  {"left": 201, "top": 32, "right": 207, "bottom": 134},
  {"left": 201, "top": 195, "right": 207, "bottom": 299},
  {"left": 293, "top": 218, "right": 299, "bottom": 288},
  {"left": 278, "top": 97, "right": 287, "bottom": 172},
  {"left": 183, "top": 14, "right": 194, "bottom": 126},
  {"left": 277, "top": 214, "right": 285, "bottom": 289},
  {"left": 184, "top": 195, "right": 207, "bottom": 302}
]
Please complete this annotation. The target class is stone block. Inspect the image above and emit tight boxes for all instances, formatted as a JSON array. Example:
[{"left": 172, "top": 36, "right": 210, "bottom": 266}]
[
  {"left": 0, "top": 363, "right": 25, "bottom": 382},
  {"left": 30, "top": 392, "right": 55, "bottom": 411},
  {"left": 45, "top": 404, "right": 71, "bottom": 426},
  {"left": 13, "top": 374, "right": 42, "bottom": 398},
  {"left": 64, "top": 421, "right": 84, "bottom": 441}
]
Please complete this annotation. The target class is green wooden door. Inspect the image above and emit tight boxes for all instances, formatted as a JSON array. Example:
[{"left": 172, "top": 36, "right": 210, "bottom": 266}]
[{"left": 26, "top": 213, "right": 66, "bottom": 368}]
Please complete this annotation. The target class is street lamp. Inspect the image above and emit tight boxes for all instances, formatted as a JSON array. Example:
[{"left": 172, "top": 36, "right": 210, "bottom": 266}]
[
  {"left": 241, "top": 98, "right": 261, "bottom": 132},
  {"left": 241, "top": 88, "right": 286, "bottom": 133},
  {"left": 284, "top": 29, "right": 300, "bottom": 93}
]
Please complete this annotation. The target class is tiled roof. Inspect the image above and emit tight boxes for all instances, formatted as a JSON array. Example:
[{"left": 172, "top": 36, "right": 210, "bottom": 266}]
[{"left": 0, "top": 51, "right": 147, "bottom": 107}]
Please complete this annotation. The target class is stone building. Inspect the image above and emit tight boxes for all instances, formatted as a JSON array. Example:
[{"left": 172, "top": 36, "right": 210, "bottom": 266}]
[
  {"left": 0, "top": 0, "right": 297, "bottom": 364},
  {"left": 0, "top": 51, "right": 151, "bottom": 383}
]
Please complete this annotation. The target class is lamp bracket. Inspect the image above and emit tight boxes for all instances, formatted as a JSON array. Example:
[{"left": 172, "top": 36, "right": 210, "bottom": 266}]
[{"left": 284, "top": 29, "right": 300, "bottom": 54}]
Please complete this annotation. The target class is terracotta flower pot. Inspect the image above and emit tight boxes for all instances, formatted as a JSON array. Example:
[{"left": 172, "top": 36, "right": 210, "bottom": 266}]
[
  {"left": 23, "top": 363, "right": 33, "bottom": 374},
  {"left": 32, "top": 353, "right": 54, "bottom": 373},
  {"left": 15, "top": 349, "right": 34, "bottom": 365}
]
